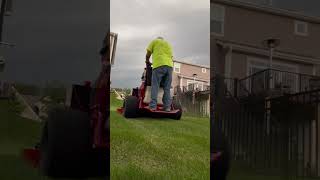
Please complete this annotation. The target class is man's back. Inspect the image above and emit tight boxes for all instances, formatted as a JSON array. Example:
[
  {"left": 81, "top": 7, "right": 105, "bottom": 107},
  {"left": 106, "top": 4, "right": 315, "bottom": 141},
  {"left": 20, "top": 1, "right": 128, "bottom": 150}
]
[{"left": 147, "top": 38, "right": 173, "bottom": 69}]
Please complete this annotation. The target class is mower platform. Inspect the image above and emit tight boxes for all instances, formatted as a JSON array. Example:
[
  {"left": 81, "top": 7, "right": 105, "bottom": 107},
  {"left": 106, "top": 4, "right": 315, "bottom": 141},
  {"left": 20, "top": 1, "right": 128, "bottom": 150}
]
[
  {"left": 118, "top": 63, "right": 183, "bottom": 120},
  {"left": 117, "top": 106, "right": 180, "bottom": 115},
  {"left": 142, "top": 107, "right": 180, "bottom": 114}
]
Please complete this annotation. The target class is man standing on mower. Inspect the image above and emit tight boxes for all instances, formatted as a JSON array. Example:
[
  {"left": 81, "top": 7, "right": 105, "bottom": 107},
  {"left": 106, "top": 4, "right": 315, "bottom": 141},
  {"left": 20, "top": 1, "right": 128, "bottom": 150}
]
[{"left": 146, "top": 37, "right": 173, "bottom": 112}]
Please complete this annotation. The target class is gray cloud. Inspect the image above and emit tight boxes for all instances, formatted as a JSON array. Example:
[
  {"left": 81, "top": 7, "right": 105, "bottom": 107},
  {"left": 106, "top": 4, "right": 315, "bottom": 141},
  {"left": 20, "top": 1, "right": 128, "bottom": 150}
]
[
  {"left": 1, "top": 0, "right": 107, "bottom": 86},
  {"left": 111, "top": 0, "right": 210, "bottom": 88}
]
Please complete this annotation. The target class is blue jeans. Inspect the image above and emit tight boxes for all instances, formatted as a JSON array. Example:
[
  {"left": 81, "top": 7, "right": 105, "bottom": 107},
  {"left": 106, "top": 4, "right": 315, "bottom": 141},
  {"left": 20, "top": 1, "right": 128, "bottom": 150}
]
[{"left": 149, "top": 66, "right": 172, "bottom": 109}]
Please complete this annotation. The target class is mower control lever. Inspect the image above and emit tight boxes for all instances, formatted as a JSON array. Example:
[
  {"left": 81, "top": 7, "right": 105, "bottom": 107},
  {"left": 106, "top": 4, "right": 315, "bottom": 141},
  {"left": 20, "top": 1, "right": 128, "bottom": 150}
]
[{"left": 146, "top": 62, "right": 152, "bottom": 69}]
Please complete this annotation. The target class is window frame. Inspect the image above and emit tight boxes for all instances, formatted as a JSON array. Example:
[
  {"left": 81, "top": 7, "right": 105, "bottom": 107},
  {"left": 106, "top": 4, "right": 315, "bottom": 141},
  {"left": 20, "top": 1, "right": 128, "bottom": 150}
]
[
  {"left": 294, "top": 20, "right": 308, "bottom": 36},
  {"left": 187, "top": 80, "right": 204, "bottom": 91},
  {"left": 174, "top": 62, "right": 181, "bottom": 73},
  {"left": 211, "top": 3, "right": 225, "bottom": 36},
  {"left": 202, "top": 67, "right": 207, "bottom": 73}
]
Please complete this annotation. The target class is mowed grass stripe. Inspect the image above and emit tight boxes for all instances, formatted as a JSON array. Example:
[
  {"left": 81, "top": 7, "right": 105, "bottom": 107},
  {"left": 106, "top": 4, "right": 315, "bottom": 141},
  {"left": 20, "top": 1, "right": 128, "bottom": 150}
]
[{"left": 110, "top": 93, "right": 210, "bottom": 179}]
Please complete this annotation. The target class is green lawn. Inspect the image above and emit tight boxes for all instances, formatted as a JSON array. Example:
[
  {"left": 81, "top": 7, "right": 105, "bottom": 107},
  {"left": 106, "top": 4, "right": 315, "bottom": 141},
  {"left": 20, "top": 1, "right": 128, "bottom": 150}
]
[
  {"left": 228, "top": 161, "right": 320, "bottom": 180},
  {"left": 0, "top": 99, "right": 103, "bottom": 180},
  {"left": 0, "top": 99, "right": 48, "bottom": 179},
  {"left": 110, "top": 93, "right": 210, "bottom": 179}
]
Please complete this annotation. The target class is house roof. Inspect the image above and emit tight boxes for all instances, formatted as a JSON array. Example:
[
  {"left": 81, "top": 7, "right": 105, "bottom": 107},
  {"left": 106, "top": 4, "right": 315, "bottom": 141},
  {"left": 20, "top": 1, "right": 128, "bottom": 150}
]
[
  {"left": 178, "top": 74, "right": 210, "bottom": 83},
  {"left": 212, "top": 0, "right": 320, "bottom": 24},
  {"left": 173, "top": 60, "right": 210, "bottom": 69},
  {"left": 216, "top": 39, "right": 320, "bottom": 65}
]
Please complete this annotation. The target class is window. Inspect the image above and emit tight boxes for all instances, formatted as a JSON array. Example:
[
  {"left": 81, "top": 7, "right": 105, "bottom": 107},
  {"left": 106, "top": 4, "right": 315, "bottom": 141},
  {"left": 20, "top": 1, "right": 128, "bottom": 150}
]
[
  {"left": 187, "top": 80, "right": 204, "bottom": 91},
  {"left": 174, "top": 62, "right": 181, "bottom": 73},
  {"left": 211, "top": 3, "right": 225, "bottom": 36},
  {"left": 294, "top": 20, "right": 308, "bottom": 36},
  {"left": 202, "top": 68, "right": 206, "bottom": 73}
]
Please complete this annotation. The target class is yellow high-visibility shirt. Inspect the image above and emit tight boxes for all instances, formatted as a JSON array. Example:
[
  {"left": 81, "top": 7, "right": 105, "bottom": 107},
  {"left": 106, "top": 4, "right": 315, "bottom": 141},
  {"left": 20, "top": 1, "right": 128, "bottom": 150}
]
[{"left": 147, "top": 39, "right": 173, "bottom": 69}]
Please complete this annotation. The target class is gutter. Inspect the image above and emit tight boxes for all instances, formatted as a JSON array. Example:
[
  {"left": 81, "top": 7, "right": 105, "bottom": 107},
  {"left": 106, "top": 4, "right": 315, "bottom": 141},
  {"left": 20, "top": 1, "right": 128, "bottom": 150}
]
[
  {"left": 215, "top": 39, "right": 320, "bottom": 65},
  {"left": 177, "top": 75, "right": 210, "bottom": 83},
  {"left": 174, "top": 60, "right": 210, "bottom": 69},
  {"left": 213, "top": 0, "right": 320, "bottom": 24}
]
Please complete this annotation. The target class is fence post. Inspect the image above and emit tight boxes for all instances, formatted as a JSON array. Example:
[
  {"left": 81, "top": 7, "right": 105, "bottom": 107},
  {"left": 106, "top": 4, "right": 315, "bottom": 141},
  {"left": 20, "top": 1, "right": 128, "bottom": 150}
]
[
  {"left": 234, "top": 78, "right": 238, "bottom": 98},
  {"left": 214, "top": 74, "right": 225, "bottom": 101},
  {"left": 299, "top": 74, "right": 302, "bottom": 92}
]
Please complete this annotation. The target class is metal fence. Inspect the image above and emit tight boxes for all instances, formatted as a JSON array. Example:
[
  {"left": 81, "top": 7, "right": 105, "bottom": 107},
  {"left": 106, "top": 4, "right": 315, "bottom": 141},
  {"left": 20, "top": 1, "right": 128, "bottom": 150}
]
[
  {"left": 174, "top": 86, "right": 210, "bottom": 117},
  {"left": 238, "top": 69, "right": 320, "bottom": 98},
  {"left": 214, "top": 74, "right": 320, "bottom": 179}
]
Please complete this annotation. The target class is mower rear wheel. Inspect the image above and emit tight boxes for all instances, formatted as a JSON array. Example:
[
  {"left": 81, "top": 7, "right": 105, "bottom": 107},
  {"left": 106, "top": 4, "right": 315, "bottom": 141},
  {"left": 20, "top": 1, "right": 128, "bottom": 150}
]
[
  {"left": 40, "top": 107, "right": 92, "bottom": 178},
  {"left": 173, "top": 101, "right": 182, "bottom": 110},
  {"left": 172, "top": 101, "right": 182, "bottom": 120},
  {"left": 174, "top": 110, "right": 182, "bottom": 120},
  {"left": 123, "top": 96, "right": 139, "bottom": 118}
]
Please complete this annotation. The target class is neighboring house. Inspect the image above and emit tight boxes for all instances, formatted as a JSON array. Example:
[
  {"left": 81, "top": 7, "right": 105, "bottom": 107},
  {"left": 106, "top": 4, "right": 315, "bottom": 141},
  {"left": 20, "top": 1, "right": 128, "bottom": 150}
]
[
  {"left": 211, "top": 0, "right": 320, "bottom": 94},
  {"left": 211, "top": 0, "right": 320, "bottom": 178},
  {"left": 172, "top": 60, "right": 210, "bottom": 92},
  {"left": 172, "top": 60, "right": 210, "bottom": 117}
]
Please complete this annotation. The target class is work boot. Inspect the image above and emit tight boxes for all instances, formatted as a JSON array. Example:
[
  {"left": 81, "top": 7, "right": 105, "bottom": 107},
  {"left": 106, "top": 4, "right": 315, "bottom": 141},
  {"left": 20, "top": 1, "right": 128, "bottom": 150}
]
[
  {"left": 147, "top": 106, "right": 156, "bottom": 111},
  {"left": 164, "top": 107, "right": 171, "bottom": 112}
]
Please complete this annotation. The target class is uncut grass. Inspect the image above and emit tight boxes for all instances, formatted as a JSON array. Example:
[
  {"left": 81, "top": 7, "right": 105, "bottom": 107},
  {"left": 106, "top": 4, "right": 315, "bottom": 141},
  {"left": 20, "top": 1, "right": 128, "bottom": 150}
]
[
  {"left": 0, "top": 100, "right": 103, "bottom": 180},
  {"left": 0, "top": 99, "right": 46, "bottom": 179},
  {"left": 110, "top": 92, "right": 210, "bottom": 179}
]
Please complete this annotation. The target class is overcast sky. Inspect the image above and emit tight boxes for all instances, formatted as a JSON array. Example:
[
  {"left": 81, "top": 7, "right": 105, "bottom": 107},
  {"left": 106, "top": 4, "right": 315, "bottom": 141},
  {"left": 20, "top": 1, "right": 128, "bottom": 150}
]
[
  {"left": 1, "top": 0, "right": 107, "bottom": 86},
  {"left": 110, "top": 0, "right": 210, "bottom": 88},
  {"left": 1, "top": 0, "right": 318, "bottom": 88}
]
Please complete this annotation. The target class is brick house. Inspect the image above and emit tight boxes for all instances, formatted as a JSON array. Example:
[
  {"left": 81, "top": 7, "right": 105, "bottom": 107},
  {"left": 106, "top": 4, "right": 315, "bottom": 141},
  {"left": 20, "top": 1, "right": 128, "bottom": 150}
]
[
  {"left": 211, "top": 0, "right": 320, "bottom": 177},
  {"left": 172, "top": 60, "right": 210, "bottom": 92},
  {"left": 212, "top": 0, "right": 320, "bottom": 83}
]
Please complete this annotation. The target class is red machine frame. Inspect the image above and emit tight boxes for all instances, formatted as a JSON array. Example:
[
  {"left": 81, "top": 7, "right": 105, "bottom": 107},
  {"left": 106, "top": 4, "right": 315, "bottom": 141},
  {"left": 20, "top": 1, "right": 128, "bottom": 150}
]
[{"left": 22, "top": 32, "right": 117, "bottom": 177}]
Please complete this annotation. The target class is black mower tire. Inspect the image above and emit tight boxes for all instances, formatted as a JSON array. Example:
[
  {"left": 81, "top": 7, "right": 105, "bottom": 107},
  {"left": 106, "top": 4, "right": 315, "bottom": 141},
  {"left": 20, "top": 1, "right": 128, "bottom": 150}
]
[
  {"left": 211, "top": 128, "right": 230, "bottom": 180},
  {"left": 174, "top": 110, "right": 182, "bottom": 120},
  {"left": 123, "top": 96, "right": 139, "bottom": 118},
  {"left": 172, "top": 101, "right": 182, "bottom": 120},
  {"left": 173, "top": 101, "right": 182, "bottom": 110},
  {"left": 40, "top": 107, "right": 92, "bottom": 178}
]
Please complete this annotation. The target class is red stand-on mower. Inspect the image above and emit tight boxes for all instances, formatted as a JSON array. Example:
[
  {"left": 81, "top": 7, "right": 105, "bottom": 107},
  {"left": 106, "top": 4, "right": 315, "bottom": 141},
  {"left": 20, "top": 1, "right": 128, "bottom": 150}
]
[
  {"left": 22, "top": 32, "right": 118, "bottom": 178},
  {"left": 117, "top": 63, "right": 182, "bottom": 120}
]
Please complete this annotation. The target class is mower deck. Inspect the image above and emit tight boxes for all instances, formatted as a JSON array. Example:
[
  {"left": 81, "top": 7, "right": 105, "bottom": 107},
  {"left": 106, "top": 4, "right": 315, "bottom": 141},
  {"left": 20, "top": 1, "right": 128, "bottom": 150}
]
[
  {"left": 142, "top": 107, "right": 180, "bottom": 114},
  {"left": 23, "top": 148, "right": 40, "bottom": 168},
  {"left": 117, "top": 107, "right": 179, "bottom": 115},
  {"left": 119, "top": 63, "right": 182, "bottom": 120}
]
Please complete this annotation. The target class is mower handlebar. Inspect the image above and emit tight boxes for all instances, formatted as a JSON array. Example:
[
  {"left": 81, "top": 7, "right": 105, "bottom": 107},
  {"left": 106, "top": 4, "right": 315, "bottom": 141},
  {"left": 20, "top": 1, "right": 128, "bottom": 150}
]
[{"left": 146, "top": 61, "right": 152, "bottom": 67}]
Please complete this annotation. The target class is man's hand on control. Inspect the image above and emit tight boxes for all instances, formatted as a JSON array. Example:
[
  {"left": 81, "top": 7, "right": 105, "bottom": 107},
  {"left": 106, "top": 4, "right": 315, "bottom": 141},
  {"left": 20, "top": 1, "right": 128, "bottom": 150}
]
[{"left": 146, "top": 50, "right": 152, "bottom": 64}]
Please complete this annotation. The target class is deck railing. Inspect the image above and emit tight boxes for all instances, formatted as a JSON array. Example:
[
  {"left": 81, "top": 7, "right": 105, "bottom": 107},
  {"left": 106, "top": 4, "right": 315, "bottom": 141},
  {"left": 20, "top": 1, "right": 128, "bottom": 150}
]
[{"left": 234, "top": 69, "right": 320, "bottom": 98}]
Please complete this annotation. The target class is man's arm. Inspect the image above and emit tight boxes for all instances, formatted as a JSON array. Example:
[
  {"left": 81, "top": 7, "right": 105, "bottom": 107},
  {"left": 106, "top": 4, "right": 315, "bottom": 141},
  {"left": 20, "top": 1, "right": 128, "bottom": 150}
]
[{"left": 145, "top": 50, "right": 152, "bottom": 64}]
